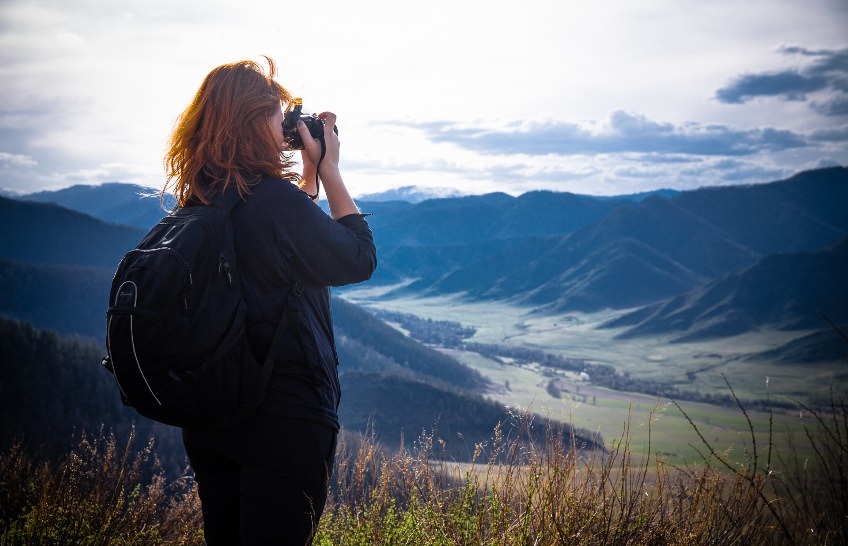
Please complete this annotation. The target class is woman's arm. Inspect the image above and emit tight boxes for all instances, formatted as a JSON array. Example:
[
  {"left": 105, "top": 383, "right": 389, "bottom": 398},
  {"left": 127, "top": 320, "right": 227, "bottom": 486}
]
[
  {"left": 298, "top": 112, "right": 360, "bottom": 220},
  {"left": 265, "top": 182, "right": 376, "bottom": 287}
]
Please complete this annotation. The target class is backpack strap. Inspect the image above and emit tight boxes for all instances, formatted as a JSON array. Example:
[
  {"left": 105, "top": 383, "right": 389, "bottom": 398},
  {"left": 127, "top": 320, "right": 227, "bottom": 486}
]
[
  {"left": 266, "top": 279, "right": 302, "bottom": 370},
  {"left": 282, "top": 276, "right": 323, "bottom": 388},
  {"left": 213, "top": 187, "right": 302, "bottom": 374}
]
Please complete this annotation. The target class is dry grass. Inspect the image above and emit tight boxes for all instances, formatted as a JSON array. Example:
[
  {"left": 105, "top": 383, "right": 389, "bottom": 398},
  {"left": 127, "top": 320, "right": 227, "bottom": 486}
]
[
  {"left": 1, "top": 389, "right": 845, "bottom": 545},
  {"left": 315, "top": 393, "right": 846, "bottom": 545},
  {"left": 0, "top": 428, "right": 203, "bottom": 546}
]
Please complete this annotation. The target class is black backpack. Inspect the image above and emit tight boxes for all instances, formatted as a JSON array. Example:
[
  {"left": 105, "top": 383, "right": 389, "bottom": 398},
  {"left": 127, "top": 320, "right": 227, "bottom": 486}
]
[{"left": 103, "top": 189, "right": 297, "bottom": 430}]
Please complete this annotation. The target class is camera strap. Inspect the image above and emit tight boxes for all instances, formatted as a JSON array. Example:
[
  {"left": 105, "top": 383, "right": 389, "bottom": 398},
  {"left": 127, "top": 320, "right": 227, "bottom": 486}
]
[{"left": 306, "top": 136, "right": 326, "bottom": 201}]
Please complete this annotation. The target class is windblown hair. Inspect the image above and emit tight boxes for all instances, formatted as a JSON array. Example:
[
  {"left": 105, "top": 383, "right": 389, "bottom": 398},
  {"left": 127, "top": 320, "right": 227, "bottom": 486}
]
[{"left": 163, "top": 56, "right": 299, "bottom": 206}]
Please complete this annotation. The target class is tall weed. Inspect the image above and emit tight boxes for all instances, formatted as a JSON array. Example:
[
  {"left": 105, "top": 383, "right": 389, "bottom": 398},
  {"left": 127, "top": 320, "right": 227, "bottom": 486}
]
[
  {"left": 1, "top": 389, "right": 845, "bottom": 545},
  {"left": 0, "top": 427, "right": 202, "bottom": 546},
  {"left": 315, "top": 392, "right": 846, "bottom": 545}
]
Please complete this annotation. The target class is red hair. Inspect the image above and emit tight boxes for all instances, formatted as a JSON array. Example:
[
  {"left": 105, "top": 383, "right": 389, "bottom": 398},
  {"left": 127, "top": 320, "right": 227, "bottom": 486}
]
[{"left": 163, "top": 56, "right": 299, "bottom": 206}]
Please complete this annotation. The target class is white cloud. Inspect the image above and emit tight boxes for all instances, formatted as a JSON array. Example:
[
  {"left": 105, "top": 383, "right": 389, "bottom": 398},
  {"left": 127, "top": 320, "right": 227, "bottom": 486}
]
[
  {"left": 0, "top": 0, "right": 846, "bottom": 196},
  {"left": 0, "top": 151, "right": 37, "bottom": 167}
]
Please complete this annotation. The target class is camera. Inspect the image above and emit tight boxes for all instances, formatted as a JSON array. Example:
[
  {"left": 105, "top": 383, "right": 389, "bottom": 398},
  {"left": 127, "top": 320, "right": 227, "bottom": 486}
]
[{"left": 282, "top": 99, "right": 338, "bottom": 150}]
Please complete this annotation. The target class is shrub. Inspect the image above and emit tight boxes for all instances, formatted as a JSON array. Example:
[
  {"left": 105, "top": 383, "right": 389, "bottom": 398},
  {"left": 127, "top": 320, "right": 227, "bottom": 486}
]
[
  {"left": 0, "top": 427, "right": 202, "bottom": 546},
  {"left": 1, "top": 388, "right": 845, "bottom": 545}
]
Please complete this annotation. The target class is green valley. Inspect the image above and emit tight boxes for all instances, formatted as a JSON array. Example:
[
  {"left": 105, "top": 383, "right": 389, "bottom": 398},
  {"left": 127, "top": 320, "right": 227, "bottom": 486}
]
[{"left": 341, "top": 286, "right": 844, "bottom": 466}]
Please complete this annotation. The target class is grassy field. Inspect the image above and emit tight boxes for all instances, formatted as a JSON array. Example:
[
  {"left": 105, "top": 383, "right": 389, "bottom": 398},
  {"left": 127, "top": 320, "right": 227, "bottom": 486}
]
[
  {"left": 445, "top": 347, "right": 816, "bottom": 468},
  {"left": 340, "top": 285, "right": 844, "bottom": 466}
]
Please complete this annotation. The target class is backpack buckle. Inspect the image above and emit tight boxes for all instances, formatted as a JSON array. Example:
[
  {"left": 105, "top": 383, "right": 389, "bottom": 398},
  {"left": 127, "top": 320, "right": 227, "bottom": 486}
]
[{"left": 101, "top": 355, "right": 114, "bottom": 373}]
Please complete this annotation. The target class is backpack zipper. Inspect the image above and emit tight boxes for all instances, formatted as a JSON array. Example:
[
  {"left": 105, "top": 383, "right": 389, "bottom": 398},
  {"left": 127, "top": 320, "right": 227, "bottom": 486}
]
[
  {"left": 219, "top": 253, "right": 234, "bottom": 286},
  {"left": 131, "top": 247, "right": 193, "bottom": 310},
  {"left": 108, "top": 280, "right": 163, "bottom": 406}
]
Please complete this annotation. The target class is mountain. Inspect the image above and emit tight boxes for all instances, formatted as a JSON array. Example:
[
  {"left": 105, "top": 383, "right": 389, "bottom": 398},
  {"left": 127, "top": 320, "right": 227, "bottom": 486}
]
[
  {"left": 0, "top": 188, "right": 23, "bottom": 198},
  {"left": 356, "top": 186, "right": 679, "bottom": 205},
  {"left": 0, "top": 194, "right": 205, "bottom": 346},
  {"left": 360, "top": 190, "right": 632, "bottom": 247},
  {"left": 369, "top": 235, "right": 541, "bottom": 285},
  {"left": 10, "top": 181, "right": 682, "bottom": 306},
  {"left": 331, "top": 297, "right": 486, "bottom": 390},
  {"left": 414, "top": 195, "right": 762, "bottom": 311},
  {"left": 0, "top": 256, "right": 485, "bottom": 394},
  {"left": 0, "top": 202, "right": 486, "bottom": 393},
  {"left": 20, "top": 182, "right": 175, "bottom": 229},
  {"left": 0, "top": 316, "right": 185, "bottom": 473},
  {"left": 603, "top": 237, "right": 848, "bottom": 341},
  {"left": 357, "top": 185, "right": 464, "bottom": 203},
  {"left": 749, "top": 329, "right": 848, "bottom": 367},
  {"left": 6, "top": 166, "right": 847, "bottom": 343},
  {"left": 669, "top": 168, "right": 848, "bottom": 255},
  {"left": 0, "top": 315, "right": 601, "bottom": 469},
  {"left": 0, "top": 196, "right": 146, "bottom": 268},
  {"left": 588, "top": 188, "right": 681, "bottom": 202},
  {"left": 385, "top": 167, "right": 848, "bottom": 313},
  {"left": 356, "top": 190, "right": 633, "bottom": 285},
  {"left": 1, "top": 194, "right": 564, "bottom": 462},
  {"left": 0, "top": 258, "right": 113, "bottom": 339}
]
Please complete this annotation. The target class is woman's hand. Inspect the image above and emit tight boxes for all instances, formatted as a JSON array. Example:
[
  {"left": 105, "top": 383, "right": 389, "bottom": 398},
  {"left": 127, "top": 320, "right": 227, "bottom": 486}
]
[
  {"left": 298, "top": 112, "right": 340, "bottom": 176},
  {"left": 295, "top": 111, "right": 358, "bottom": 219}
]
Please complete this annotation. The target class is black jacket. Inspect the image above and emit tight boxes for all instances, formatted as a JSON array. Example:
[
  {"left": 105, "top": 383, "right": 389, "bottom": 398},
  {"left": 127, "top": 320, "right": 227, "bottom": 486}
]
[{"left": 230, "top": 177, "right": 376, "bottom": 430}]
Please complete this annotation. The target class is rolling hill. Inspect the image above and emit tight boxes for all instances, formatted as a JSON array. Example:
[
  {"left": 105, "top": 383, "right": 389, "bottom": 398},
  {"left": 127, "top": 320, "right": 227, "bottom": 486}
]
[
  {"left": 0, "top": 315, "right": 600, "bottom": 471},
  {"left": 3, "top": 166, "right": 846, "bottom": 469},
  {"left": 0, "top": 196, "right": 145, "bottom": 268},
  {"left": 20, "top": 182, "right": 175, "bottom": 230},
  {"left": 385, "top": 167, "right": 848, "bottom": 313},
  {"left": 0, "top": 258, "right": 113, "bottom": 339},
  {"left": 603, "top": 237, "right": 848, "bottom": 342},
  {"left": 0, "top": 195, "right": 542, "bottom": 459},
  {"left": 416, "top": 195, "right": 760, "bottom": 311},
  {"left": 363, "top": 190, "right": 632, "bottom": 246},
  {"left": 338, "top": 370, "right": 602, "bottom": 456},
  {"left": 6, "top": 166, "right": 847, "bottom": 349},
  {"left": 0, "top": 256, "right": 486, "bottom": 396}
]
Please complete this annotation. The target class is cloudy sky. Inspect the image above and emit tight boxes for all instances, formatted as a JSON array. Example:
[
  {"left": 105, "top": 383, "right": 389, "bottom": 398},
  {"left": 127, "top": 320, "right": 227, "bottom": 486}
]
[{"left": 1, "top": 0, "right": 846, "bottom": 198}]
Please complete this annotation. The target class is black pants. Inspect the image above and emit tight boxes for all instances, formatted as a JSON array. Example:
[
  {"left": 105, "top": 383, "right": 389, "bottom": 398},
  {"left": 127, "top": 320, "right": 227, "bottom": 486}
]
[{"left": 182, "top": 413, "right": 336, "bottom": 546}]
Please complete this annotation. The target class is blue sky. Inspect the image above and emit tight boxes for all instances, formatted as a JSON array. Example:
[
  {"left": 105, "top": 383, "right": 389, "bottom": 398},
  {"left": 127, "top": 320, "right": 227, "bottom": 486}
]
[{"left": 1, "top": 0, "right": 846, "bottom": 197}]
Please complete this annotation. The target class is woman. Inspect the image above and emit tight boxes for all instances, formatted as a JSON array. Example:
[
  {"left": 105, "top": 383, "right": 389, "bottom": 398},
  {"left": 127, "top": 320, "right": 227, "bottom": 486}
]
[{"left": 164, "top": 57, "right": 376, "bottom": 545}]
